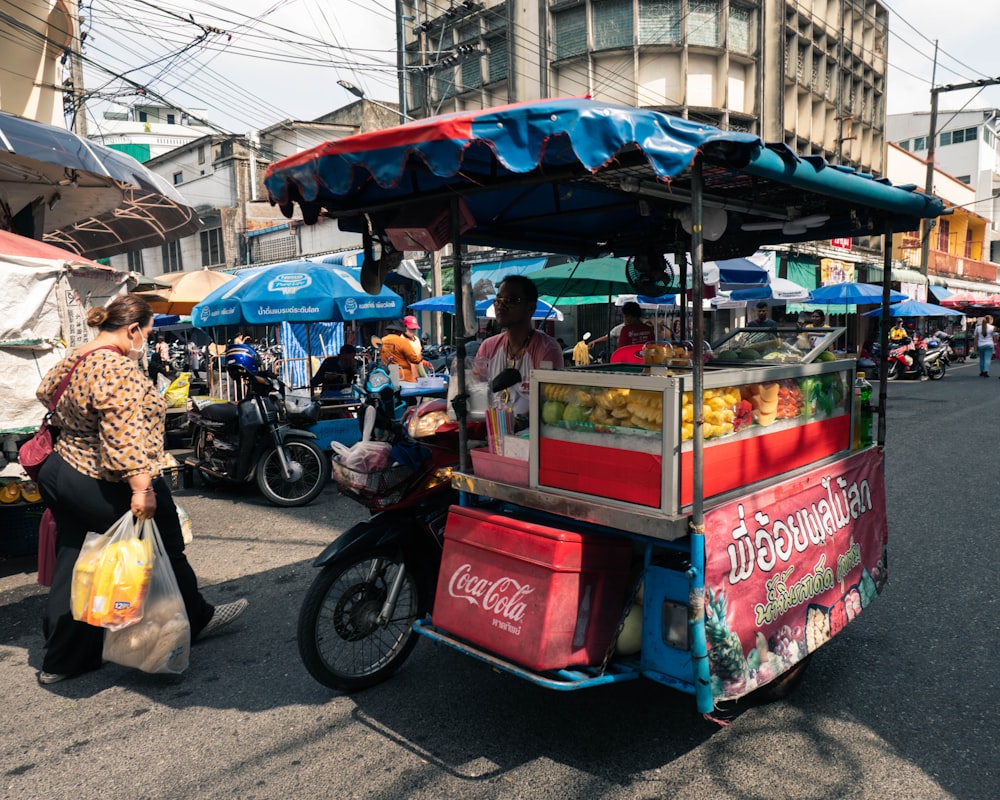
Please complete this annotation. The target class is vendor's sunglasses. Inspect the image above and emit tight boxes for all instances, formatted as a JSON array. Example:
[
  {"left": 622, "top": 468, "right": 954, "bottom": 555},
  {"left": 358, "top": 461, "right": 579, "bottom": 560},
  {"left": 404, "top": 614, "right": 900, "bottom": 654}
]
[{"left": 493, "top": 296, "right": 525, "bottom": 308}]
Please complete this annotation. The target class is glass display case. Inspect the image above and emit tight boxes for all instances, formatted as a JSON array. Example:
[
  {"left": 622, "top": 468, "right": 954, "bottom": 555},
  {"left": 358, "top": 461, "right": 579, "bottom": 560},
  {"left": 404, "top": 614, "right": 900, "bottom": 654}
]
[
  {"left": 708, "top": 326, "right": 846, "bottom": 365},
  {"left": 526, "top": 358, "right": 857, "bottom": 525}
]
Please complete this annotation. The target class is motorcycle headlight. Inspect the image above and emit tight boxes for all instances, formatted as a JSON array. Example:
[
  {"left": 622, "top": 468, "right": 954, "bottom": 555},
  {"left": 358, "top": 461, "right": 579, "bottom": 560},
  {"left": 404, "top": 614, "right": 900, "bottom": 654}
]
[{"left": 367, "top": 369, "right": 391, "bottom": 392}]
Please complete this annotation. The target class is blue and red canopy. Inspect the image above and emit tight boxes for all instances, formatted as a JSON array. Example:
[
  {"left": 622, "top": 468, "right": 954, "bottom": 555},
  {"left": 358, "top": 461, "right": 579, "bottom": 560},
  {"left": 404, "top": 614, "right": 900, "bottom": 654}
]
[{"left": 264, "top": 97, "right": 945, "bottom": 260}]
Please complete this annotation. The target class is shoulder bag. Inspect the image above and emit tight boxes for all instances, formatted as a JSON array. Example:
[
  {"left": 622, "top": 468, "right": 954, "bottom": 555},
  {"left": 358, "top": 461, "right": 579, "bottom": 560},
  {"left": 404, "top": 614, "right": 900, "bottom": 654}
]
[{"left": 19, "top": 346, "right": 118, "bottom": 480}]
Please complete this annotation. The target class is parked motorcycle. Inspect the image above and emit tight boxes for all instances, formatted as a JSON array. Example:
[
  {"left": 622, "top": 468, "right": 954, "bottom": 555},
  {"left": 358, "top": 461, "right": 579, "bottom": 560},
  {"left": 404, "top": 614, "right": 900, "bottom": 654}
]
[
  {"left": 185, "top": 344, "right": 330, "bottom": 506},
  {"left": 873, "top": 337, "right": 946, "bottom": 381},
  {"left": 926, "top": 331, "right": 958, "bottom": 365},
  {"left": 296, "top": 369, "right": 520, "bottom": 691}
]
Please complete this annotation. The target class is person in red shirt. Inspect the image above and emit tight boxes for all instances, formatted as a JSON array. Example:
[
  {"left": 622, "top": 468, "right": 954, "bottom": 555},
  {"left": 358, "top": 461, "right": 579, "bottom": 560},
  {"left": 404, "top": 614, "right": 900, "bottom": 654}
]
[{"left": 617, "top": 301, "right": 654, "bottom": 348}]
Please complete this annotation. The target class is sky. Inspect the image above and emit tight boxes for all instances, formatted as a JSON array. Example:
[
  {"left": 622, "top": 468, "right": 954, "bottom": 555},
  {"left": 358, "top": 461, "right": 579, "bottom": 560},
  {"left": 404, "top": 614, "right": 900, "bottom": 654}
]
[{"left": 79, "top": 0, "right": 1000, "bottom": 137}]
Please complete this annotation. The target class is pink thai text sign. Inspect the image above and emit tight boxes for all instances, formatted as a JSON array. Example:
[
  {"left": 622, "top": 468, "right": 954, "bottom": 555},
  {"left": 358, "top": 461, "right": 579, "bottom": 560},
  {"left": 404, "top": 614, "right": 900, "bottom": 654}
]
[{"left": 703, "top": 448, "right": 888, "bottom": 700}]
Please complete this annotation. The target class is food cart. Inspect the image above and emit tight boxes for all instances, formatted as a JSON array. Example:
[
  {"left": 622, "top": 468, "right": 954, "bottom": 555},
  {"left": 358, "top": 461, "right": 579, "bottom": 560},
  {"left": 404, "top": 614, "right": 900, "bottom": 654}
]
[{"left": 265, "top": 98, "right": 945, "bottom": 711}]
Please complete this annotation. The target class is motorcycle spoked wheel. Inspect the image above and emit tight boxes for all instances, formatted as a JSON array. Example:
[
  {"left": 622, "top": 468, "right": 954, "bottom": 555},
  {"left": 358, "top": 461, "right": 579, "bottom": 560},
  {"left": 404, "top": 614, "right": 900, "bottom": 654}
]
[
  {"left": 928, "top": 361, "right": 946, "bottom": 380},
  {"left": 256, "top": 439, "right": 330, "bottom": 506},
  {"left": 298, "top": 549, "right": 427, "bottom": 691}
]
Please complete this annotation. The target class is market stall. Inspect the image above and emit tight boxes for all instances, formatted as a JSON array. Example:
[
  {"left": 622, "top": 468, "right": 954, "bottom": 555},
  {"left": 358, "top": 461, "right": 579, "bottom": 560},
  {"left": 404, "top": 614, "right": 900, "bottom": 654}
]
[{"left": 266, "top": 98, "right": 945, "bottom": 712}]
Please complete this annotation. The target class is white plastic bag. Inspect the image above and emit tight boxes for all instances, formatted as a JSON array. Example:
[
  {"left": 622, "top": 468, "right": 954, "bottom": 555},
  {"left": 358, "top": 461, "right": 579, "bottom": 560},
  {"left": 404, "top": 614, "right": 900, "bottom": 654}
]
[
  {"left": 71, "top": 512, "right": 153, "bottom": 631},
  {"left": 102, "top": 519, "right": 190, "bottom": 674}
]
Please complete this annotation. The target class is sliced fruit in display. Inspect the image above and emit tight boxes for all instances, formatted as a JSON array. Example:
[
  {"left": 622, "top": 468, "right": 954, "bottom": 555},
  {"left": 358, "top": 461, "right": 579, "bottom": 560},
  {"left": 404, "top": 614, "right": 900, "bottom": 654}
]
[{"left": 0, "top": 481, "right": 20, "bottom": 503}]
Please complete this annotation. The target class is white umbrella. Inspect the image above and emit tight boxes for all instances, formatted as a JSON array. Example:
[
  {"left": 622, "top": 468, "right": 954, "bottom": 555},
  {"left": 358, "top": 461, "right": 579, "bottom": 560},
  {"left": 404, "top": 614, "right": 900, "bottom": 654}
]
[{"left": 730, "top": 277, "right": 811, "bottom": 305}]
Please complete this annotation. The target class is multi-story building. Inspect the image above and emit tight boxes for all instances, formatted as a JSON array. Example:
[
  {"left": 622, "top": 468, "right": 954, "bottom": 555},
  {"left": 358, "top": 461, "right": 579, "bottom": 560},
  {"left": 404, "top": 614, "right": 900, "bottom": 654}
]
[
  {"left": 887, "top": 109, "right": 1000, "bottom": 262},
  {"left": 105, "top": 101, "right": 401, "bottom": 278},
  {"left": 403, "top": 0, "right": 887, "bottom": 175},
  {"left": 88, "top": 102, "right": 214, "bottom": 163}
]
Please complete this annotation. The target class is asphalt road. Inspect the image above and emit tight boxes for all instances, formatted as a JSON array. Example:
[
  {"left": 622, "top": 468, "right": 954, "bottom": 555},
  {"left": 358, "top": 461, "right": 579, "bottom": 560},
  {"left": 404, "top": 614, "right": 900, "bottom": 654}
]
[{"left": 1, "top": 359, "right": 997, "bottom": 800}]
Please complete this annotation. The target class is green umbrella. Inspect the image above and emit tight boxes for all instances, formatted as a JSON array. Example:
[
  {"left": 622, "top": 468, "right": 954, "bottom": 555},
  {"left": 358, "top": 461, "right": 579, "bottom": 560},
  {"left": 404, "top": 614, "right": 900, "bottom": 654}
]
[{"left": 528, "top": 257, "right": 631, "bottom": 306}]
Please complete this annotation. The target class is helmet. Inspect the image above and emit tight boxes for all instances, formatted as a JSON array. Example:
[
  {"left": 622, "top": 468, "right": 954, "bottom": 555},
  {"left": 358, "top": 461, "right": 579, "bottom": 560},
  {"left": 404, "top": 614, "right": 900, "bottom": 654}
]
[{"left": 225, "top": 343, "right": 260, "bottom": 378}]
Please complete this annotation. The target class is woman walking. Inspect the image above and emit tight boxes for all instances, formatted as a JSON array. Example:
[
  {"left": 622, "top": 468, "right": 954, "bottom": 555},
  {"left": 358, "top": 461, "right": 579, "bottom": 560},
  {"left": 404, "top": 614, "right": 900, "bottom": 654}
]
[
  {"left": 34, "top": 295, "right": 247, "bottom": 685},
  {"left": 975, "top": 315, "right": 995, "bottom": 377}
]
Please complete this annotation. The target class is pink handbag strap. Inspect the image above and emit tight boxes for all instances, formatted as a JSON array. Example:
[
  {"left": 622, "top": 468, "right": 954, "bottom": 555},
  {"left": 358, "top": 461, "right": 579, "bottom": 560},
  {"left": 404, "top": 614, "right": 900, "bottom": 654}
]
[{"left": 47, "top": 346, "right": 120, "bottom": 413}]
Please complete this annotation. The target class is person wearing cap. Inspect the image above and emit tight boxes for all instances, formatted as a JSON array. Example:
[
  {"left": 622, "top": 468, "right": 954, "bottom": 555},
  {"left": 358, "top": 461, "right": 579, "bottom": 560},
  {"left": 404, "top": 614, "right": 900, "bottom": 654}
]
[
  {"left": 616, "top": 301, "right": 654, "bottom": 348},
  {"left": 747, "top": 301, "right": 776, "bottom": 328},
  {"left": 402, "top": 315, "right": 423, "bottom": 356},
  {"left": 311, "top": 343, "right": 358, "bottom": 398},
  {"left": 380, "top": 321, "right": 425, "bottom": 381}
]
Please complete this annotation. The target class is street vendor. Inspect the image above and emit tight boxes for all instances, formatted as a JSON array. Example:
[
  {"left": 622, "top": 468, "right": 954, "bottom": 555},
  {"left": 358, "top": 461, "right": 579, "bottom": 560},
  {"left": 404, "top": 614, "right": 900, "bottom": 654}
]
[
  {"left": 380, "top": 322, "right": 425, "bottom": 381},
  {"left": 477, "top": 275, "right": 564, "bottom": 416},
  {"left": 311, "top": 344, "right": 358, "bottom": 397}
]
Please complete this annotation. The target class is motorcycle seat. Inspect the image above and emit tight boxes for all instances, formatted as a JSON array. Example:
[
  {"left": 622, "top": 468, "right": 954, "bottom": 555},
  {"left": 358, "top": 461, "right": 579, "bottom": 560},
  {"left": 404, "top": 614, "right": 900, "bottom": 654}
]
[{"left": 200, "top": 402, "right": 239, "bottom": 423}]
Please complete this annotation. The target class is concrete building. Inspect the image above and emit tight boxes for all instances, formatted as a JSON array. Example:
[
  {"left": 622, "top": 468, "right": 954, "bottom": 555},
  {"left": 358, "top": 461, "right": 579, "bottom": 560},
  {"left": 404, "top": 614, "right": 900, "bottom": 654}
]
[
  {"left": 402, "top": 0, "right": 887, "bottom": 175},
  {"left": 87, "top": 102, "right": 214, "bottom": 163},
  {"left": 887, "top": 109, "right": 1000, "bottom": 261},
  {"left": 105, "top": 101, "right": 401, "bottom": 277}
]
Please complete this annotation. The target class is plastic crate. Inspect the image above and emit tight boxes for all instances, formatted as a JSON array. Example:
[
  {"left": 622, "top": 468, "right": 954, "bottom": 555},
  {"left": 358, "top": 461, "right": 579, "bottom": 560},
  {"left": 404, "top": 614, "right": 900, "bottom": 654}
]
[
  {"left": 0, "top": 505, "right": 44, "bottom": 557},
  {"left": 469, "top": 448, "right": 529, "bottom": 486}
]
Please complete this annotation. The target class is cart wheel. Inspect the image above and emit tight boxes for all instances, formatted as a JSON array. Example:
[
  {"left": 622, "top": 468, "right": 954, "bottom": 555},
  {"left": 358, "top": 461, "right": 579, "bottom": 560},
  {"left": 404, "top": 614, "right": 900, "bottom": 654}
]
[{"left": 751, "top": 655, "right": 812, "bottom": 702}]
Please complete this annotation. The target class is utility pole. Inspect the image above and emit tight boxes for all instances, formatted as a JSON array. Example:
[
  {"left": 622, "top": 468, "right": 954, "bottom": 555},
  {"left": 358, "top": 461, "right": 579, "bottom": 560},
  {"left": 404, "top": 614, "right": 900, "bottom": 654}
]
[
  {"left": 70, "top": 12, "right": 88, "bottom": 136},
  {"left": 919, "top": 71, "right": 1000, "bottom": 276}
]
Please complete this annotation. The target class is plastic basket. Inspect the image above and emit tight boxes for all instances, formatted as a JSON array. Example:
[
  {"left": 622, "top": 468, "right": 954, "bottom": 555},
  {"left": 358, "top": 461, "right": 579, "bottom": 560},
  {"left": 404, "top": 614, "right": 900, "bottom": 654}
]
[
  {"left": 0, "top": 505, "right": 44, "bottom": 557},
  {"left": 331, "top": 459, "right": 414, "bottom": 508}
]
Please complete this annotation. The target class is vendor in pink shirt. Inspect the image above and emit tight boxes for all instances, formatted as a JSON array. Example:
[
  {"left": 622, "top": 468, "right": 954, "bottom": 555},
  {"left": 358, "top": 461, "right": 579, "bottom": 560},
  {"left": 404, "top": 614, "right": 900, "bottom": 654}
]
[{"left": 477, "top": 275, "right": 564, "bottom": 416}]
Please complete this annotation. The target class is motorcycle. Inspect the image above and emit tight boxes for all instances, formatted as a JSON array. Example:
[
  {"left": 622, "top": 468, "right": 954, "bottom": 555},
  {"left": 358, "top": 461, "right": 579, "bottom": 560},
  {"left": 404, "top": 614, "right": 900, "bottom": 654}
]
[
  {"left": 185, "top": 344, "right": 330, "bottom": 506},
  {"left": 926, "top": 331, "right": 957, "bottom": 365},
  {"left": 873, "top": 336, "right": 947, "bottom": 381},
  {"left": 296, "top": 368, "right": 520, "bottom": 691}
]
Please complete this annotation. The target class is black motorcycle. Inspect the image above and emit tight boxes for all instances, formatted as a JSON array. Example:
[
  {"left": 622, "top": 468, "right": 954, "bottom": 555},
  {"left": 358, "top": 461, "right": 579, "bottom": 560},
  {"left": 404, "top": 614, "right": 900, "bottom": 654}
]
[{"left": 185, "top": 364, "right": 330, "bottom": 507}]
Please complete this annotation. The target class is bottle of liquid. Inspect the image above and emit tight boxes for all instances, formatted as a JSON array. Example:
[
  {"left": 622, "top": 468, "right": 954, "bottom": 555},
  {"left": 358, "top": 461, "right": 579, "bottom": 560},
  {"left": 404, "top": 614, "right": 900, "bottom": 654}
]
[{"left": 853, "top": 371, "right": 873, "bottom": 449}]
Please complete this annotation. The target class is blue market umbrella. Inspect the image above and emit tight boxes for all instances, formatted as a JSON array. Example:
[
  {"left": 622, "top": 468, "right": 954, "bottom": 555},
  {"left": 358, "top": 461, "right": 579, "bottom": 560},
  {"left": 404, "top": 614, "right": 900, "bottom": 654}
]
[
  {"left": 809, "top": 283, "right": 907, "bottom": 304},
  {"left": 862, "top": 299, "right": 963, "bottom": 317},
  {"left": 191, "top": 261, "right": 404, "bottom": 328}
]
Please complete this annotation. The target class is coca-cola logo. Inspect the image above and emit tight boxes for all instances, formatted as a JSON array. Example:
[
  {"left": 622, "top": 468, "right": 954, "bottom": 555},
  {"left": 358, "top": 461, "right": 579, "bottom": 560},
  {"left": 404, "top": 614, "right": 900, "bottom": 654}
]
[{"left": 447, "top": 563, "right": 534, "bottom": 623}]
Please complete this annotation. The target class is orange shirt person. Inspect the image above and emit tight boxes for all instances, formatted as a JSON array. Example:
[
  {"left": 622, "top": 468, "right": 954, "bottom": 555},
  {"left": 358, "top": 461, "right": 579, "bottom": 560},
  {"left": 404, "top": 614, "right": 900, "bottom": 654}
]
[{"left": 380, "top": 321, "right": 423, "bottom": 381}]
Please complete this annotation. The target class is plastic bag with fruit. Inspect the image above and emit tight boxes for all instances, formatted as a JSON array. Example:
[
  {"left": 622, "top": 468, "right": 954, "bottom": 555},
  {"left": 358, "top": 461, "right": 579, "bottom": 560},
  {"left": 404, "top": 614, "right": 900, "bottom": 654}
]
[
  {"left": 71, "top": 511, "right": 154, "bottom": 631},
  {"left": 103, "top": 518, "right": 190, "bottom": 674}
]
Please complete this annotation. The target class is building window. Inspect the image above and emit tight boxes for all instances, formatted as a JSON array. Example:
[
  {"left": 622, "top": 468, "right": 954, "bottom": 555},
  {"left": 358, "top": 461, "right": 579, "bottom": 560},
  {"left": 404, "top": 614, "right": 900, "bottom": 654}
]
[
  {"left": 173, "top": 172, "right": 183, "bottom": 185},
  {"left": 161, "top": 240, "right": 183, "bottom": 273},
  {"left": 639, "top": 0, "right": 681, "bottom": 45},
  {"left": 940, "top": 131, "right": 951, "bottom": 146},
  {"left": 200, "top": 228, "right": 225, "bottom": 267},
  {"left": 688, "top": 0, "right": 720, "bottom": 47},
  {"left": 197, "top": 145, "right": 205, "bottom": 165},
  {"left": 593, "top": 0, "right": 633, "bottom": 51},
  {"left": 936, "top": 217, "right": 950, "bottom": 252},
  {"left": 913, "top": 136, "right": 927, "bottom": 151},
  {"left": 167, "top": 114, "right": 175, "bottom": 125},
  {"left": 462, "top": 50, "right": 482, "bottom": 90},
  {"left": 553, "top": 5, "right": 587, "bottom": 60},
  {"left": 138, "top": 111, "right": 147, "bottom": 123},
  {"left": 728, "top": 3, "right": 753, "bottom": 53},
  {"left": 486, "top": 34, "right": 507, "bottom": 82},
  {"left": 435, "top": 67, "right": 456, "bottom": 101},
  {"left": 957, "top": 175, "right": 971, "bottom": 184},
  {"left": 127, "top": 250, "right": 143, "bottom": 272},
  {"left": 898, "top": 140, "right": 909, "bottom": 151}
]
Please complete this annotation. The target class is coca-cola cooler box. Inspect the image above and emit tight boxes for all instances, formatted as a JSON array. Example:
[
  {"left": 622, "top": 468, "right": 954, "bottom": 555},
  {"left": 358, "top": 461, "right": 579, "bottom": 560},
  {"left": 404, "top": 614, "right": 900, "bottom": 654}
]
[{"left": 432, "top": 505, "right": 634, "bottom": 671}]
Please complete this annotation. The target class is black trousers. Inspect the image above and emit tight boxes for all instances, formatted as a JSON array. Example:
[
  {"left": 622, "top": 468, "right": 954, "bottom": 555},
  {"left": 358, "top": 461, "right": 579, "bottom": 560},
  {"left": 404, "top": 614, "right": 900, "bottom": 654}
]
[{"left": 37, "top": 452, "right": 214, "bottom": 675}]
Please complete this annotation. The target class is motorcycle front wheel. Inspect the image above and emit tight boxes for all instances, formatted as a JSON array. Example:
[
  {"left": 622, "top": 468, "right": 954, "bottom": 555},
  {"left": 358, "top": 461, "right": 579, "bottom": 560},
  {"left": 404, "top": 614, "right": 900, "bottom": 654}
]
[
  {"left": 928, "top": 361, "right": 946, "bottom": 380},
  {"left": 298, "top": 549, "right": 426, "bottom": 691},
  {"left": 256, "top": 439, "right": 329, "bottom": 506},
  {"left": 885, "top": 361, "right": 900, "bottom": 381}
]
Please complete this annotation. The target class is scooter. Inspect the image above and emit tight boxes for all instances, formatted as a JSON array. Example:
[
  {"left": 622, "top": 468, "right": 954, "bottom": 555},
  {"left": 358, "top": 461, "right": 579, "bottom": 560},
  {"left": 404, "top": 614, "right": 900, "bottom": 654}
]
[
  {"left": 296, "top": 368, "right": 520, "bottom": 691},
  {"left": 927, "top": 331, "right": 957, "bottom": 365},
  {"left": 185, "top": 344, "right": 330, "bottom": 506},
  {"left": 873, "top": 337, "right": 946, "bottom": 381}
]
